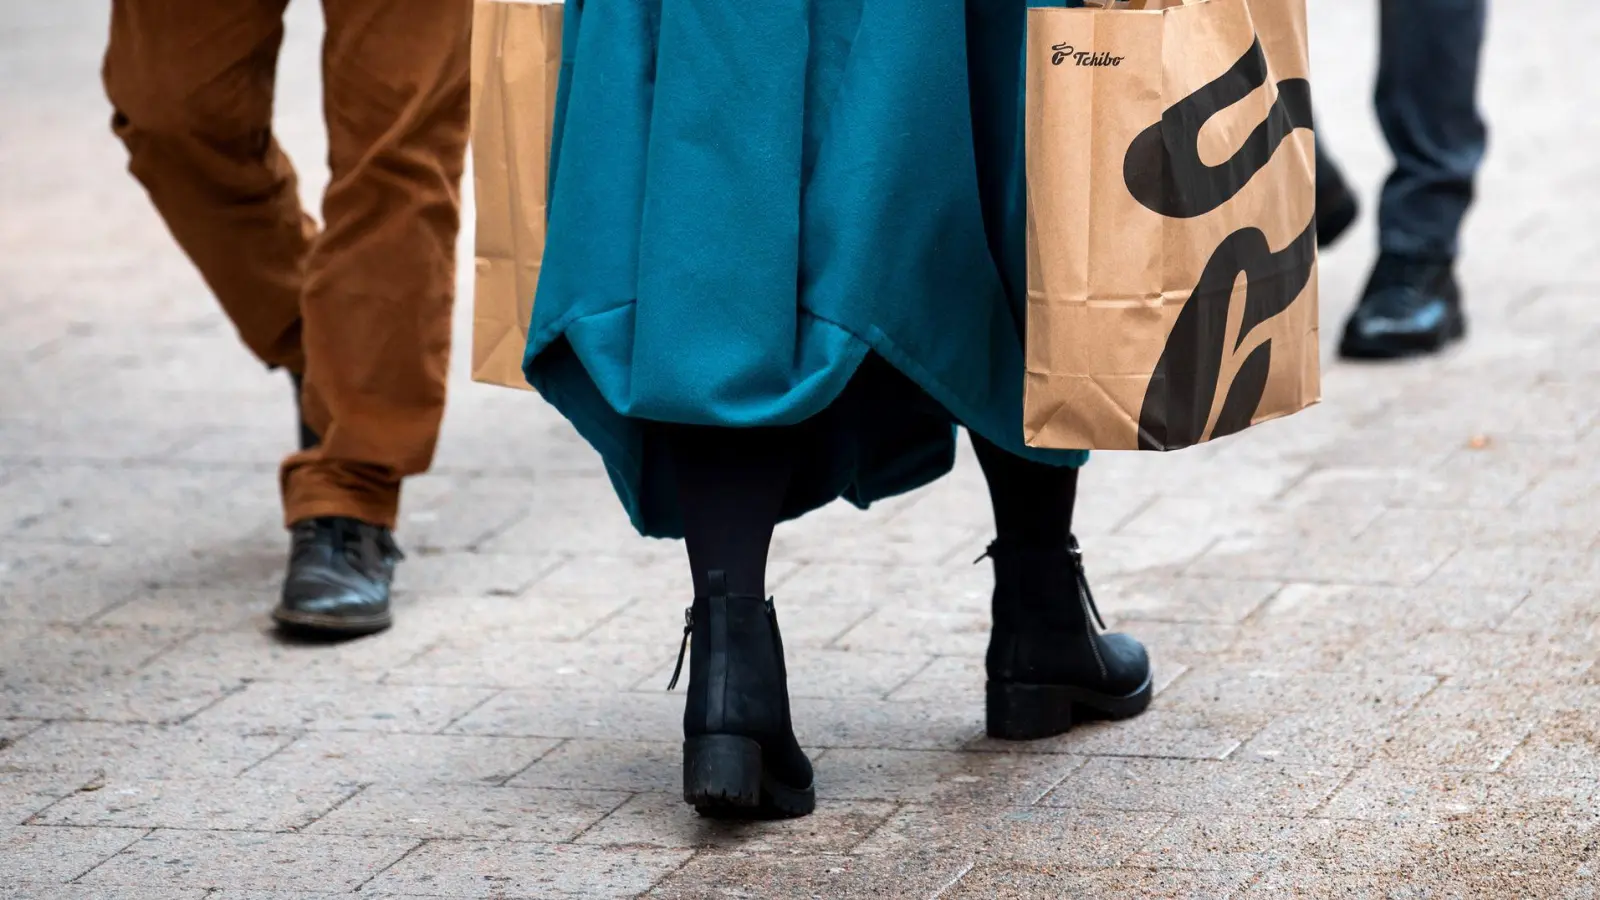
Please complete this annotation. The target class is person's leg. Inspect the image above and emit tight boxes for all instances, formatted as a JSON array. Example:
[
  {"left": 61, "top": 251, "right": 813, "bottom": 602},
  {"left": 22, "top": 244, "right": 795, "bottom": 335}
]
[
  {"left": 1339, "top": 0, "right": 1486, "bottom": 360},
  {"left": 1315, "top": 136, "right": 1359, "bottom": 250},
  {"left": 103, "top": 0, "right": 313, "bottom": 389},
  {"left": 1375, "top": 0, "right": 1488, "bottom": 261},
  {"left": 282, "top": 0, "right": 471, "bottom": 532},
  {"left": 971, "top": 431, "right": 1075, "bottom": 548},
  {"left": 659, "top": 424, "right": 814, "bottom": 819},
  {"left": 969, "top": 433, "right": 1151, "bottom": 741},
  {"left": 667, "top": 426, "right": 793, "bottom": 598},
  {"left": 270, "top": 0, "right": 470, "bottom": 638}
]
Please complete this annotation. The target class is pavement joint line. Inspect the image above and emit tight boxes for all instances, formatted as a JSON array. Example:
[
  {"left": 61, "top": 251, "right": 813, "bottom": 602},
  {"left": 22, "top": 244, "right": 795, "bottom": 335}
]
[
  {"left": 232, "top": 729, "right": 309, "bottom": 777},
  {"left": 1485, "top": 723, "right": 1542, "bottom": 775},
  {"left": 296, "top": 781, "right": 373, "bottom": 831},
  {"left": 1173, "top": 536, "right": 1224, "bottom": 578},
  {"left": 20, "top": 788, "right": 83, "bottom": 827},
  {"left": 1235, "top": 582, "right": 1291, "bottom": 627},
  {"left": 352, "top": 836, "right": 430, "bottom": 893},
  {"left": 847, "top": 799, "right": 910, "bottom": 856},
  {"left": 879, "top": 653, "right": 941, "bottom": 701},
  {"left": 1212, "top": 735, "right": 1250, "bottom": 763},
  {"left": 932, "top": 529, "right": 987, "bottom": 567},
  {"left": 926, "top": 859, "right": 977, "bottom": 899},
  {"left": 570, "top": 586, "right": 644, "bottom": 644},
  {"left": 168, "top": 680, "right": 253, "bottom": 727},
  {"left": 376, "top": 641, "right": 451, "bottom": 686},
  {"left": 1109, "top": 493, "right": 1162, "bottom": 535},
  {"left": 81, "top": 593, "right": 155, "bottom": 627},
  {"left": 818, "top": 606, "right": 882, "bottom": 651},
  {"left": 497, "top": 737, "right": 570, "bottom": 787},
  {"left": 1303, "top": 764, "right": 1363, "bottom": 819},
  {"left": 61, "top": 825, "right": 154, "bottom": 885},
  {"left": 635, "top": 845, "right": 705, "bottom": 899},
  {"left": 1412, "top": 547, "right": 1461, "bottom": 587},
  {"left": 1266, "top": 462, "right": 1322, "bottom": 504},
  {"left": 1121, "top": 810, "right": 1180, "bottom": 865},
  {"left": 1025, "top": 754, "right": 1090, "bottom": 807},
  {"left": 433, "top": 687, "right": 507, "bottom": 736},
  {"left": 565, "top": 790, "right": 638, "bottom": 845},
  {"left": 767, "top": 562, "right": 808, "bottom": 593},
  {"left": 24, "top": 821, "right": 376, "bottom": 836}
]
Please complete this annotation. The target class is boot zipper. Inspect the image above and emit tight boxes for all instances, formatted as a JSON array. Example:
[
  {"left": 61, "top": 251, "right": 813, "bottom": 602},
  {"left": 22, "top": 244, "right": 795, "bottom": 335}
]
[
  {"left": 666, "top": 606, "right": 692, "bottom": 691},
  {"left": 665, "top": 596, "right": 780, "bottom": 691},
  {"left": 1070, "top": 543, "right": 1110, "bottom": 680},
  {"left": 1070, "top": 544, "right": 1108, "bottom": 632}
]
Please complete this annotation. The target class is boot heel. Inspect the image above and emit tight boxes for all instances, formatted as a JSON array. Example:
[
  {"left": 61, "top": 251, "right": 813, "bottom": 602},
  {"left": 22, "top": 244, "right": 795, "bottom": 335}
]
[
  {"left": 986, "top": 681, "right": 1077, "bottom": 741},
  {"left": 683, "top": 734, "right": 763, "bottom": 810},
  {"left": 986, "top": 676, "right": 1155, "bottom": 741}
]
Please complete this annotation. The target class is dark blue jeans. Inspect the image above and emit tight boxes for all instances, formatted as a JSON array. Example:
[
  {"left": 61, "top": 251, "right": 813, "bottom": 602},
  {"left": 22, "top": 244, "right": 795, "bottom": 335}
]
[{"left": 1319, "top": 0, "right": 1489, "bottom": 259}]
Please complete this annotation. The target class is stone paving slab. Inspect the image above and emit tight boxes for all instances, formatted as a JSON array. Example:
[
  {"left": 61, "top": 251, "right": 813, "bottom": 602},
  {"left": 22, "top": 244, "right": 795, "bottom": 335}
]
[{"left": 5, "top": 0, "right": 1600, "bottom": 896}]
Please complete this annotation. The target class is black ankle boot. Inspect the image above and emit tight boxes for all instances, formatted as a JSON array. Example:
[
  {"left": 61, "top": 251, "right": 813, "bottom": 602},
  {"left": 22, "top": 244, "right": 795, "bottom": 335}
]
[
  {"left": 984, "top": 538, "right": 1153, "bottom": 740},
  {"left": 668, "top": 571, "right": 815, "bottom": 819}
]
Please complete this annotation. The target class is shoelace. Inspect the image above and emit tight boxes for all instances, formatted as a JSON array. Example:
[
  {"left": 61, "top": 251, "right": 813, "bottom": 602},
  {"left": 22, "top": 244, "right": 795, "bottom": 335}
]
[{"left": 298, "top": 519, "right": 405, "bottom": 569}]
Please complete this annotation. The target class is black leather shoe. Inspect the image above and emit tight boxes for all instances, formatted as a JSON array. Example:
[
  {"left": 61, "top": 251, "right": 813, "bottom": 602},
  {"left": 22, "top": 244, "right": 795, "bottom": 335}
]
[
  {"left": 984, "top": 538, "right": 1153, "bottom": 741},
  {"left": 273, "top": 517, "right": 401, "bottom": 638},
  {"left": 1338, "top": 254, "right": 1466, "bottom": 360},
  {"left": 289, "top": 372, "right": 320, "bottom": 451},
  {"left": 668, "top": 570, "right": 815, "bottom": 819},
  {"left": 1316, "top": 165, "right": 1359, "bottom": 249}
]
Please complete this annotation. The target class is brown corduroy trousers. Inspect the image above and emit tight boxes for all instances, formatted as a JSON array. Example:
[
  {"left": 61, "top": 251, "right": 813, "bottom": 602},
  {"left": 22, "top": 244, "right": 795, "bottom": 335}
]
[{"left": 103, "top": 0, "right": 472, "bottom": 529}]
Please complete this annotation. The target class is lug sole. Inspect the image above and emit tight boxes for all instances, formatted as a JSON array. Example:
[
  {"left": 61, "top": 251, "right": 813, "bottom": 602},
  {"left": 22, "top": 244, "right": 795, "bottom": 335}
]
[
  {"left": 271, "top": 607, "right": 393, "bottom": 638},
  {"left": 683, "top": 735, "right": 815, "bottom": 820},
  {"left": 985, "top": 673, "right": 1155, "bottom": 741}
]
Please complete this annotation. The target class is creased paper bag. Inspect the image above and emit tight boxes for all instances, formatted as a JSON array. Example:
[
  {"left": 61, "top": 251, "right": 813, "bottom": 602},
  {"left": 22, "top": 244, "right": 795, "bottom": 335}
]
[
  {"left": 1025, "top": 0, "right": 1320, "bottom": 450},
  {"left": 469, "top": 0, "right": 562, "bottom": 390}
]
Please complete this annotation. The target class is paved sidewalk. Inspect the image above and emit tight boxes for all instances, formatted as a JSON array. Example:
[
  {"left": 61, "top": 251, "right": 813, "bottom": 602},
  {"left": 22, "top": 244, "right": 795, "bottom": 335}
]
[{"left": 3, "top": 2, "right": 1599, "bottom": 898}]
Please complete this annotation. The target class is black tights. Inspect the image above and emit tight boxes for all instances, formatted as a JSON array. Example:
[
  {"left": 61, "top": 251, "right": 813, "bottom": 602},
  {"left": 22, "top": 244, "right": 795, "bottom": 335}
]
[
  {"left": 969, "top": 433, "right": 1077, "bottom": 549},
  {"left": 662, "top": 425, "right": 1078, "bottom": 598},
  {"left": 664, "top": 424, "right": 795, "bottom": 598}
]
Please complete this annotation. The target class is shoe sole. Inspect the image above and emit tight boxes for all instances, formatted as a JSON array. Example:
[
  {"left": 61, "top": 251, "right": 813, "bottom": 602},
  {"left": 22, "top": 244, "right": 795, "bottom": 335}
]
[
  {"left": 682, "top": 734, "right": 816, "bottom": 820},
  {"left": 985, "top": 672, "right": 1155, "bottom": 742},
  {"left": 1338, "top": 311, "right": 1467, "bottom": 361},
  {"left": 271, "top": 607, "right": 393, "bottom": 639}
]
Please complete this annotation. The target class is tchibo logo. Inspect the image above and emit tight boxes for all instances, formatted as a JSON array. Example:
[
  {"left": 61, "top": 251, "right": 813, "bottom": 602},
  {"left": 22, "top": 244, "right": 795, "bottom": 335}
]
[{"left": 1051, "top": 43, "right": 1124, "bottom": 67}]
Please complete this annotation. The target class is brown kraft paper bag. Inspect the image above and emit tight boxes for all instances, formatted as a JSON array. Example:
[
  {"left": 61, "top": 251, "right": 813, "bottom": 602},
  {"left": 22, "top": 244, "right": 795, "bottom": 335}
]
[
  {"left": 469, "top": 0, "right": 562, "bottom": 391},
  {"left": 1024, "top": 0, "right": 1319, "bottom": 450}
]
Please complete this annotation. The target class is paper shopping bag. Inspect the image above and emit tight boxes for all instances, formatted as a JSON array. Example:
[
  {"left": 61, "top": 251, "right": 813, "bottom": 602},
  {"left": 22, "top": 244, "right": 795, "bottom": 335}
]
[
  {"left": 1024, "top": 0, "right": 1319, "bottom": 450},
  {"left": 469, "top": 0, "right": 562, "bottom": 391}
]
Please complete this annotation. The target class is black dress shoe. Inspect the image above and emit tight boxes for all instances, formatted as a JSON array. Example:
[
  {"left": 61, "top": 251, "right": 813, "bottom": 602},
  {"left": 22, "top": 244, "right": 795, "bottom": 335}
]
[
  {"left": 668, "top": 570, "right": 815, "bottom": 819},
  {"left": 1316, "top": 166, "right": 1359, "bottom": 250},
  {"left": 983, "top": 538, "right": 1153, "bottom": 741},
  {"left": 273, "top": 517, "right": 401, "bottom": 638},
  {"left": 289, "top": 372, "right": 320, "bottom": 451},
  {"left": 1338, "top": 254, "right": 1466, "bottom": 360}
]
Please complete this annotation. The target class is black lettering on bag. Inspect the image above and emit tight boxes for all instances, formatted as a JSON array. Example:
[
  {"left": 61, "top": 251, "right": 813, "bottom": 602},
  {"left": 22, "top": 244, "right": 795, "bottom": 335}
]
[
  {"left": 1124, "top": 37, "right": 1316, "bottom": 451},
  {"left": 1052, "top": 43, "right": 1125, "bottom": 67},
  {"left": 1136, "top": 220, "right": 1315, "bottom": 450},
  {"left": 1123, "top": 38, "right": 1313, "bottom": 219}
]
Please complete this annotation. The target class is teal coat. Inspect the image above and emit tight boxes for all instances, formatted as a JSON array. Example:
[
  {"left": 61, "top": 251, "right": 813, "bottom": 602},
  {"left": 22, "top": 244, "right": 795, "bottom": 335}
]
[{"left": 525, "top": 0, "right": 1087, "bottom": 538}]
